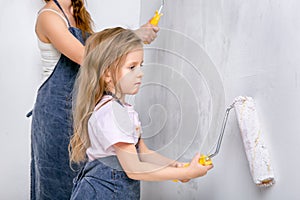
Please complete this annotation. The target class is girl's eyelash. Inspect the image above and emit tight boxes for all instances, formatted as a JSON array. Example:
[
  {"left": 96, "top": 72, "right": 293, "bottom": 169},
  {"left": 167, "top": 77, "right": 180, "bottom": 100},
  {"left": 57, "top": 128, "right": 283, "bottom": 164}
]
[{"left": 129, "top": 62, "right": 143, "bottom": 70}]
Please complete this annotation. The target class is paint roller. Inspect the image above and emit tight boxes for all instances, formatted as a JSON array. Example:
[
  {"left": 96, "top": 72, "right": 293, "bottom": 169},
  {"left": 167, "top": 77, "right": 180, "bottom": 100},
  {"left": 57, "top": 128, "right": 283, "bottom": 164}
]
[
  {"left": 143, "top": 1, "right": 163, "bottom": 45},
  {"left": 233, "top": 96, "right": 275, "bottom": 187},
  {"left": 175, "top": 96, "right": 275, "bottom": 187},
  {"left": 149, "top": 0, "right": 164, "bottom": 26}
]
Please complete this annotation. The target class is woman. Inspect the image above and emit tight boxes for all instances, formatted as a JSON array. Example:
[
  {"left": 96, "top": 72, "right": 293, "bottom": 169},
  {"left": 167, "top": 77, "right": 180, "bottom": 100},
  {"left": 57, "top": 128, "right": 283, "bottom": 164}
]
[{"left": 30, "top": 0, "right": 159, "bottom": 199}]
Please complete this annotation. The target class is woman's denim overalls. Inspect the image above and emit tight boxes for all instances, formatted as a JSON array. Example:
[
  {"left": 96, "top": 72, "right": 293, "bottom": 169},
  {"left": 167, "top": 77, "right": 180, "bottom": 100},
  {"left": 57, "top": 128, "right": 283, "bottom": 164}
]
[{"left": 30, "top": 0, "right": 87, "bottom": 199}]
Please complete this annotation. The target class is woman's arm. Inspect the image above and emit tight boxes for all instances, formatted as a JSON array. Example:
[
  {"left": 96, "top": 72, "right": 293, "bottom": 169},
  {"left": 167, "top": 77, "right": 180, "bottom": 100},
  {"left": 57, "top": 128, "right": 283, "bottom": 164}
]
[
  {"left": 36, "top": 12, "right": 159, "bottom": 65},
  {"left": 114, "top": 142, "right": 213, "bottom": 181},
  {"left": 36, "top": 11, "right": 85, "bottom": 65}
]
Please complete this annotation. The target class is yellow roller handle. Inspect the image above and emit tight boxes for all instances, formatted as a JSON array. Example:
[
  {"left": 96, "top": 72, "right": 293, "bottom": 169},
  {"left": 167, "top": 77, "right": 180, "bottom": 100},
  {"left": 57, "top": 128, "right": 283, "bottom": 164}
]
[
  {"left": 173, "top": 155, "right": 212, "bottom": 182},
  {"left": 200, "top": 154, "right": 213, "bottom": 165},
  {"left": 149, "top": 10, "right": 163, "bottom": 26}
]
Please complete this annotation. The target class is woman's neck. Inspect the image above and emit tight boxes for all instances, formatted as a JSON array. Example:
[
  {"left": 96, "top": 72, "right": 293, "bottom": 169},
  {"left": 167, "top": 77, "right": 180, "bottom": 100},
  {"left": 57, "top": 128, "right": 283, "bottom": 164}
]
[{"left": 55, "top": 0, "right": 72, "bottom": 13}]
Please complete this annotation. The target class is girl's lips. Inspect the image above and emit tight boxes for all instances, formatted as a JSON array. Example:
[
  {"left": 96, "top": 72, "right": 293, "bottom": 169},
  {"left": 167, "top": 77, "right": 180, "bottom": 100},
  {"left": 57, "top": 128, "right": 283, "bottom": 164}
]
[{"left": 135, "top": 82, "right": 141, "bottom": 85}]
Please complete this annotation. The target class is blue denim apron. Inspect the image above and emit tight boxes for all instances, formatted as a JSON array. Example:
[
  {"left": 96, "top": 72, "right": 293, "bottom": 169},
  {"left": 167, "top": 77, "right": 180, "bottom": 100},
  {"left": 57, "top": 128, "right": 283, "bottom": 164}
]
[
  {"left": 71, "top": 156, "right": 140, "bottom": 200},
  {"left": 30, "top": 1, "right": 88, "bottom": 199}
]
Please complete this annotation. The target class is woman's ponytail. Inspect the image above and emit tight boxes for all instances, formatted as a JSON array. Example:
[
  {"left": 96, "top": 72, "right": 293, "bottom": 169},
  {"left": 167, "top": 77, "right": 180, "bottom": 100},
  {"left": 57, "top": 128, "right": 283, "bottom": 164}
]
[{"left": 72, "top": 0, "right": 94, "bottom": 34}]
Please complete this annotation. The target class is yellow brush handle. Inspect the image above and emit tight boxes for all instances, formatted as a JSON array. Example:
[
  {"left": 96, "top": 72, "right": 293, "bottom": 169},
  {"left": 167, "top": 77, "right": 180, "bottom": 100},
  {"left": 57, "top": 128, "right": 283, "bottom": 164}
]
[
  {"left": 173, "top": 155, "right": 212, "bottom": 182},
  {"left": 149, "top": 10, "right": 163, "bottom": 26}
]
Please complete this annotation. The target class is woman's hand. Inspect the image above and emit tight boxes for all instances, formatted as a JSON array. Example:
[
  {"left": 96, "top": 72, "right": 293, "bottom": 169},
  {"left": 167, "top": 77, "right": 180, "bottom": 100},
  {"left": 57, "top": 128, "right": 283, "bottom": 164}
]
[{"left": 134, "top": 22, "right": 160, "bottom": 44}]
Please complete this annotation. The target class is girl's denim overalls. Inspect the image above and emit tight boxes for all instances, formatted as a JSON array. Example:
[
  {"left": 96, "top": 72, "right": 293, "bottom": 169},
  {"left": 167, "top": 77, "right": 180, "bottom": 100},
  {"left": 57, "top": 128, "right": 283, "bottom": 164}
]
[
  {"left": 30, "top": 0, "right": 87, "bottom": 199},
  {"left": 70, "top": 98, "right": 141, "bottom": 199},
  {"left": 71, "top": 156, "right": 140, "bottom": 200}
]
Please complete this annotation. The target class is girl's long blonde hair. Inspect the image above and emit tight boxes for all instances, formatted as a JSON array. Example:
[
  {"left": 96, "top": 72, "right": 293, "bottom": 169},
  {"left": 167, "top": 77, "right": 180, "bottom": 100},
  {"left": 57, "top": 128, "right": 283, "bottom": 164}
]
[{"left": 69, "top": 27, "right": 143, "bottom": 163}]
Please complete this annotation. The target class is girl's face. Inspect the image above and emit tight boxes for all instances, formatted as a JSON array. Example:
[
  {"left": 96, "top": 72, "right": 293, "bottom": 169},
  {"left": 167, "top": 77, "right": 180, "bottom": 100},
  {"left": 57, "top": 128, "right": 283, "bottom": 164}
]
[{"left": 117, "top": 48, "right": 144, "bottom": 97}]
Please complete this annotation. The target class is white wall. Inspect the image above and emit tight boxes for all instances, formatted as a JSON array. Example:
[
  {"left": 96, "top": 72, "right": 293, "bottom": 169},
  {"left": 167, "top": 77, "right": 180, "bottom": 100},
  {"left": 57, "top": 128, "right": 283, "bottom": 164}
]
[
  {"left": 0, "top": 1, "right": 42, "bottom": 199},
  {"left": 0, "top": 0, "right": 140, "bottom": 199},
  {"left": 139, "top": 0, "right": 300, "bottom": 199},
  {"left": 86, "top": 0, "right": 140, "bottom": 31}
]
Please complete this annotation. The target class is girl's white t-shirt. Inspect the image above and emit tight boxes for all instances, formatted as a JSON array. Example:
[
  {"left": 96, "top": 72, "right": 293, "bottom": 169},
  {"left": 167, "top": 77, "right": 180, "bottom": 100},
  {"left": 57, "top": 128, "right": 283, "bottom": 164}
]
[{"left": 86, "top": 95, "right": 142, "bottom": 161}]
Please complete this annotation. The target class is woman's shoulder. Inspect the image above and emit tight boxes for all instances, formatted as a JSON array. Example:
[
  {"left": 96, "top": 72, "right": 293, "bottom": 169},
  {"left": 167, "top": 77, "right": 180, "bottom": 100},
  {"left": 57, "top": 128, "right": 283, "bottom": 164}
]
[
  {"left": 37, "top": 7, "right": 69, "bottom": 27},
  {"left": 37, "top": 1, "right": 68, "bottom": 26}
]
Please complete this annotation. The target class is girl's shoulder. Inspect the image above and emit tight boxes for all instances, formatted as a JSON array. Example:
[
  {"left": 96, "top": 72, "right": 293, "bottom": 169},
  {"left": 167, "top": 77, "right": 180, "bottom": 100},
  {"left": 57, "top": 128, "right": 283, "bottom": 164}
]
[
  {"left": 93, "top": 96, "right": 123, "bottom": 119},
  {"left": 92, "top": 96, "right": 137, "bottom": 123},
  {"left": 94, "top": 95, "right": 114, "bottom": 113}
]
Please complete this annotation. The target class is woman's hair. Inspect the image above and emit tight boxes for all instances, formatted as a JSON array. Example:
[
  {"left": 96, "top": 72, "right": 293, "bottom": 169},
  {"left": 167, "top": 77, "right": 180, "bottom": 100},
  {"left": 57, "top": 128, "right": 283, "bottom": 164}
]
[
  {"left": 44, "top": 0, "right": 94, "bottom": 34},
  {"left": 69, "top": 27, "right": 143, "bottom": 163}
]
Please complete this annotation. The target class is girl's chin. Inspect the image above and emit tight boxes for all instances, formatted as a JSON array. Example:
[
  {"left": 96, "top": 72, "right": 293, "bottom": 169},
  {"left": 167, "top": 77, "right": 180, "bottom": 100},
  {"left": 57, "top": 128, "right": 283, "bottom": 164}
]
[{"left": 127, "top": 89, "right": 140, "bottom": 95}]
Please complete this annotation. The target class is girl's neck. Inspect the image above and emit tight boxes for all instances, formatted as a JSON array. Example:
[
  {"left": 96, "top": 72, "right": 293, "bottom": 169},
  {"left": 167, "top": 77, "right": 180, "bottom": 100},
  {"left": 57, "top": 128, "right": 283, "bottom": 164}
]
[{"left": 105, "top": 91, "right": 125, "bottom": 105}]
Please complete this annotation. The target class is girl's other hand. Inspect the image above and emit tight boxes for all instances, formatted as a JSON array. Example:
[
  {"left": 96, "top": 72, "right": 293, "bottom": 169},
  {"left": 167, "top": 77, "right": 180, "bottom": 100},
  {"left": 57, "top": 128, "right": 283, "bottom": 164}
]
[{"left": 172, "top": 161, "right": 190, "bottom": 183}]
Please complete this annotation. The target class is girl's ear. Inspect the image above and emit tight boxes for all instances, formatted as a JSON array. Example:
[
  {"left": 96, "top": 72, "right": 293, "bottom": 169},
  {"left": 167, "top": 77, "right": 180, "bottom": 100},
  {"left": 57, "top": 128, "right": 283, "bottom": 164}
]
[{"left": 104, "top": 70, "right": 112, "bottom": 84}]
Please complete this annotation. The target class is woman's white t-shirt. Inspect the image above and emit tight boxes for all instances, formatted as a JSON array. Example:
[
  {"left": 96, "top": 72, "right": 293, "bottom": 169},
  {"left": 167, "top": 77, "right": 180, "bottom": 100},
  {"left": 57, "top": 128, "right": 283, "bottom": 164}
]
[
  {"left": 37, "top": 9, "right": 69, "bottom": 82},
  {"left": 86, "top": 95, "right": 142, "bottom": 161}
]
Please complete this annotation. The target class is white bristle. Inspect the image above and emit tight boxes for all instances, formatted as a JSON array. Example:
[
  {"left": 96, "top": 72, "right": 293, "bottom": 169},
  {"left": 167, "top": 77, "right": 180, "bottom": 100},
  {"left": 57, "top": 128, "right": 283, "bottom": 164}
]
[{"left": 233, "top": 96, "right": 275, "bottom": 187}]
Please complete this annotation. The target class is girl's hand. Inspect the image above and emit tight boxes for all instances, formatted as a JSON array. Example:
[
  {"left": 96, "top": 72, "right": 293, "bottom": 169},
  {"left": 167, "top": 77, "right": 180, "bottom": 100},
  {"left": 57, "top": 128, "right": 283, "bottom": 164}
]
[
  {"left": 187, "top": 153, "right": 214, "bottom": 179},
  {"left": 171, "top": 161, "right": 186, "bottom": 168},
  {"left": 134, "top": 22, "right": 160, "bottom": 44},
  {"left": 172, "top": 162, "right": 190, "bottom": 183}
]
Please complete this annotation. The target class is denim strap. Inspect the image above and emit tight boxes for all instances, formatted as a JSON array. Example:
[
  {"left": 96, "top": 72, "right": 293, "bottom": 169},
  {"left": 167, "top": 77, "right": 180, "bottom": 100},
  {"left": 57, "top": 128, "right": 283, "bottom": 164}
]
[{"left": 53, "top": 0, "right": 72, "bottom": 27}]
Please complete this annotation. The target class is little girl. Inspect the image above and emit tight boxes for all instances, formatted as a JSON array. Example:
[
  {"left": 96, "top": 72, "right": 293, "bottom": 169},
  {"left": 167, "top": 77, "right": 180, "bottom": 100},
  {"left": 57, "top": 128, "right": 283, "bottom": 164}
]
[{"left": 69, "top": 27, "right": 213, "bottom": 199}]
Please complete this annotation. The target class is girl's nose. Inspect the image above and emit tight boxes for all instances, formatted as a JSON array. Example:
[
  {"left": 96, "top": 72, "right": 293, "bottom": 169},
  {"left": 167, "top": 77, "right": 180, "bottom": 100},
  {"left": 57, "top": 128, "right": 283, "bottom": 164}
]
[{"left": 136, "top": 66, "right": 144, "bottom": 78}]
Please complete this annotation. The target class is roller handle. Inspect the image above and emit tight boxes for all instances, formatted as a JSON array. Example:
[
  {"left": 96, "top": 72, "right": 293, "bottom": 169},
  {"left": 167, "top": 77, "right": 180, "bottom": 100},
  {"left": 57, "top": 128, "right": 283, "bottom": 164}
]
[
  {"left": 149, "top": 10, "right": 163, "bottom": 26},
  {"left": 199, "top": 154, "right": 213, "bottom": 166},
  {"left": 173, "top": 155, "right": 212, "bottom": 182}
]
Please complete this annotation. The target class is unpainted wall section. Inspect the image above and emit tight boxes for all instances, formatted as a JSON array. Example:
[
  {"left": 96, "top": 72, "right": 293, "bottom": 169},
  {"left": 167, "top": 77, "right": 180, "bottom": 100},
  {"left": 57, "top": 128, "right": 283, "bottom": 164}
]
[{"left": 139, "top": 0, "right": 300, "bottom": 199}]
